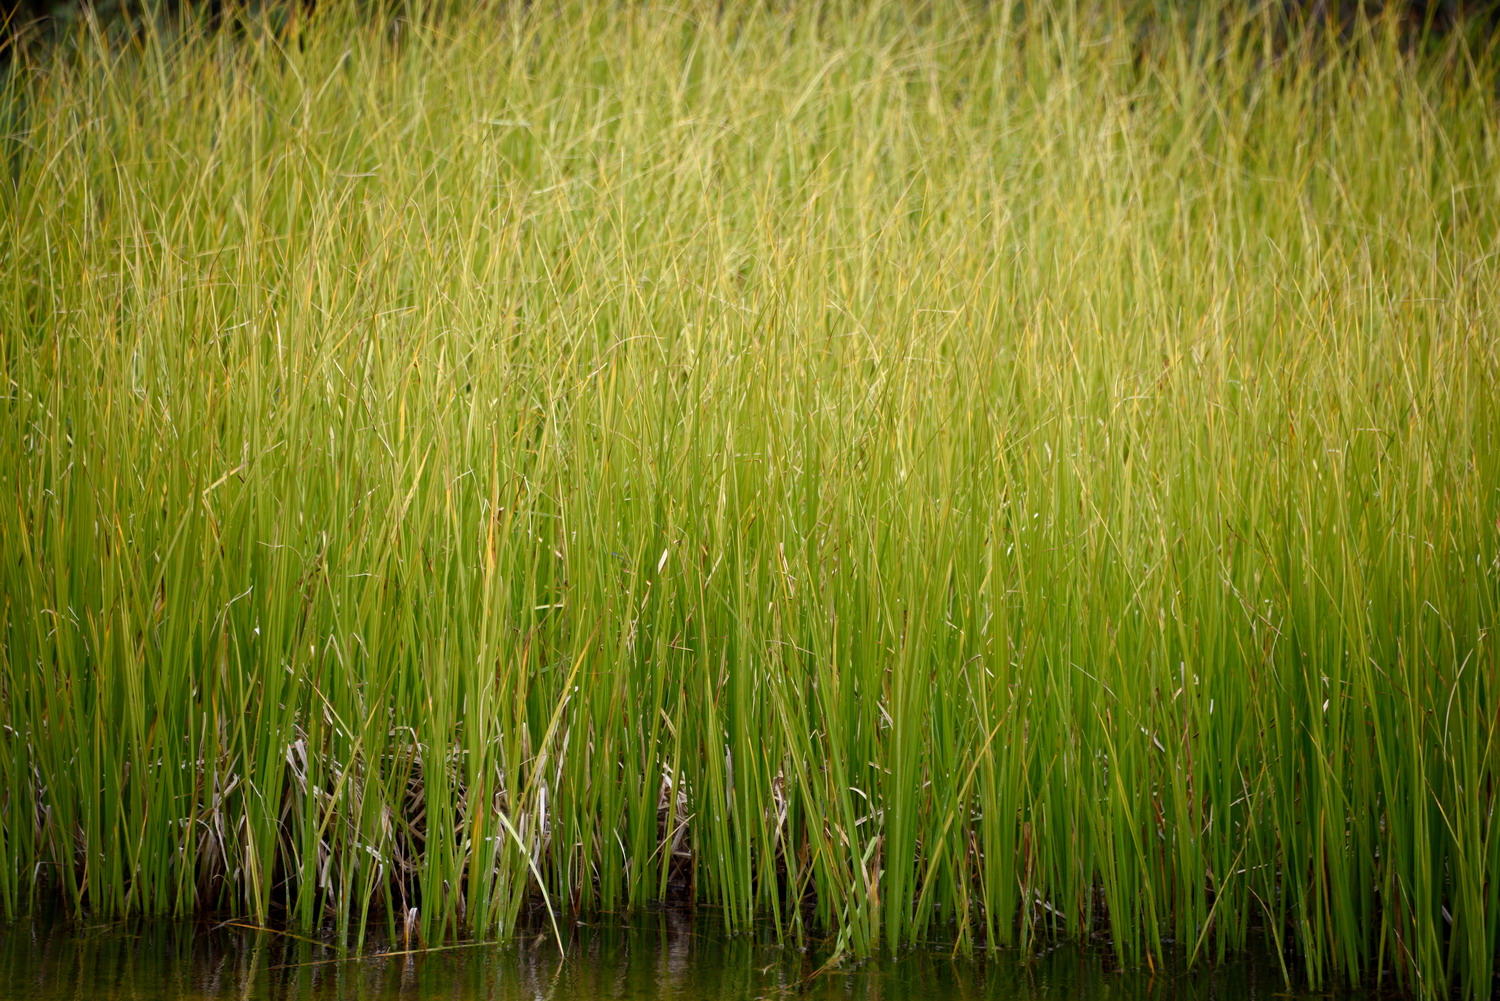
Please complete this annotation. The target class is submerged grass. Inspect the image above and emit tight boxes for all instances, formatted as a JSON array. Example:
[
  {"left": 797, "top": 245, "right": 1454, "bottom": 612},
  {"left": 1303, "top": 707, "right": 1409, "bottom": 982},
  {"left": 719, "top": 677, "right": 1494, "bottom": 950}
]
[{"left": 1, "top": 1, "right": 1498, "bottom": 996}]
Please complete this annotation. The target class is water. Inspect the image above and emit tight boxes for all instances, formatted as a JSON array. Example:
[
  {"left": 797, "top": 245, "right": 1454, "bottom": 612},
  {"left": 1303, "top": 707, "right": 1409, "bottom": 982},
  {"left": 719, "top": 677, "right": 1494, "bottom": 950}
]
[{"left": 0, "top": 914, "right": 1359, "bottom": 1001}]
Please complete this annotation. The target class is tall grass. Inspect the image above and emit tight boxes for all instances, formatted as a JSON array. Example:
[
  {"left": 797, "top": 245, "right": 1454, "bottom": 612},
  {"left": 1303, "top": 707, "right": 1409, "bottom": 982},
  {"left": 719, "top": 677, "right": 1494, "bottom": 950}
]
[{"left": 1, "top": 1, "right": 1497, "bottom": 997}]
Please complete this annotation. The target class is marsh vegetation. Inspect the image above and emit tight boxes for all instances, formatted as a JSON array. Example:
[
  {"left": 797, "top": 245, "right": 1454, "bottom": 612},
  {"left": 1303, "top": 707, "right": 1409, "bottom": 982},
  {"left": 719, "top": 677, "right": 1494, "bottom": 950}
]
[{"left": 1, "top": 2, "right": 1497, "bottom": 998}]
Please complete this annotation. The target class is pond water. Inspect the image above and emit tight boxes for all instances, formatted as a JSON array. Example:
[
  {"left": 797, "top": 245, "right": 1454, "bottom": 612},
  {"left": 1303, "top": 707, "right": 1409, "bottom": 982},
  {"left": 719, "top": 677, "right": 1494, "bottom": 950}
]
[{"left": 0, "top": 914, "right": 1364, "bottom": 1001}]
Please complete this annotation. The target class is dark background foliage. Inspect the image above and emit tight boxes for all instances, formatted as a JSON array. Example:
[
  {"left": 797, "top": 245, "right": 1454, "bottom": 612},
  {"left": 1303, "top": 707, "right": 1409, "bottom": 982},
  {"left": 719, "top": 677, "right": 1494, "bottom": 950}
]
[{"left": 3, "top": 1, "right": 1499, "bottom": 34}]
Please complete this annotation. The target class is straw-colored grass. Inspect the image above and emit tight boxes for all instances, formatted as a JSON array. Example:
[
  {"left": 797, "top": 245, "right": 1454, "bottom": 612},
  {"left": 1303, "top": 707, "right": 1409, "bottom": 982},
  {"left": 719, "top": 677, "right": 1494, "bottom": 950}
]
[{"left": 1, "top": 2, "right": 1497, "bottom": 997}]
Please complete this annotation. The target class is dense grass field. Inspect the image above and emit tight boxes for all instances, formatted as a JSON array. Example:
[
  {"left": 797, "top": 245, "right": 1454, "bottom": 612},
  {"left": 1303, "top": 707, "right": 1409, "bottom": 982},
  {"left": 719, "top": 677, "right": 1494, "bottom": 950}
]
[{"left": 2, "top": 1, "right": 1498, "bottom": 997}]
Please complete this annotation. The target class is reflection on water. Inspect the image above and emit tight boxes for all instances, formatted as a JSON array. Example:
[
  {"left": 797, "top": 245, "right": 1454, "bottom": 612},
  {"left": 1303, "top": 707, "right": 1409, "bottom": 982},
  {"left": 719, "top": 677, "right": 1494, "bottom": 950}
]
[{"left": 0, "top": 914, "right": 1351, "bottom": 1001}]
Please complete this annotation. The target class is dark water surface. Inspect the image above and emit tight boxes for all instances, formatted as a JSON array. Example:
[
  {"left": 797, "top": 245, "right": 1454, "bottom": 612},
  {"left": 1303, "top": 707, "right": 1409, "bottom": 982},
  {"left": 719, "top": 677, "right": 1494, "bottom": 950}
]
[{"left": 0, "top": 915, "right": 1363, "bottom": 1000}]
